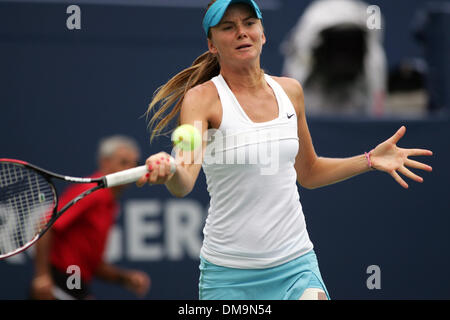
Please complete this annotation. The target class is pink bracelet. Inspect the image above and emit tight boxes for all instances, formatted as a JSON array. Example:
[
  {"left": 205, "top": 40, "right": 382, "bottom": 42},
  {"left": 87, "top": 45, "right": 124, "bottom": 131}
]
[{"left": 365, "top": 151, "right": 373, "bottom": 169}]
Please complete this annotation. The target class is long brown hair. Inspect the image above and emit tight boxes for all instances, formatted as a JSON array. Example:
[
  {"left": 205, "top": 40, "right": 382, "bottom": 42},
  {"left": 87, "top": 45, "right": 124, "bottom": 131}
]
[{"left": 146, "top": 1, "right": 219, "bottom": 142}]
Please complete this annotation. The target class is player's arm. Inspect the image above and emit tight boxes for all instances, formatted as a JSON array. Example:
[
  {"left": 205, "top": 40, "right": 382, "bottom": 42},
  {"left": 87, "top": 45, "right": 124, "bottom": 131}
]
[
  {"left": 278, "top": 77, "right": 371, "bottom": 189},
  {"left": 283, "top": 78, "right": 432, "bottom": 189},
  {"left": 137, "top": 83, "right": 214, "bottom": 197}
]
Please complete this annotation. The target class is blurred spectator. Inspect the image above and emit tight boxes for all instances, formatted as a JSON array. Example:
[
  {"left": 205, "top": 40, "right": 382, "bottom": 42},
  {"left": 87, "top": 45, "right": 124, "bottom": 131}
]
[
  {"left": 281, "top": 0, "right": 387, "bottom": 117},
  {"left": 30, "top": 135, "right": 150, "bottom": 300}
]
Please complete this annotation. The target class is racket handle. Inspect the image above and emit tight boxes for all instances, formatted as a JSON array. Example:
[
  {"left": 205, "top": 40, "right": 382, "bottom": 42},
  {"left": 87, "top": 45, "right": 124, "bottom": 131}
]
[{"left": 104, "top": 156, "right": 176, "bottom": 188}]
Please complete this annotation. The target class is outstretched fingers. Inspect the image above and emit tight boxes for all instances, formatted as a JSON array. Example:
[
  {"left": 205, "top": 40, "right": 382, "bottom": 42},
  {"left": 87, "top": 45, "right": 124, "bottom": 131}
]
[
  {"left": 404, "top": 158, "right": 433, "bottom": 172},
  {"left": 398, "top": 166, "right": 423, "bottom": 183},
  {"left": 389, "top": 126, "right": 406, "bottom": 145},
  {"left": 380, "top": 126, "right": 432, "bottom": 189},
  {"left": 391, "top": 161, "right": 431, "bottom": 188},
  {"left": 390, "top": 170, "right": 409, "bottom": 189},
  {"left": 406, "top": 148, "right": 433, "bottom": 157}
]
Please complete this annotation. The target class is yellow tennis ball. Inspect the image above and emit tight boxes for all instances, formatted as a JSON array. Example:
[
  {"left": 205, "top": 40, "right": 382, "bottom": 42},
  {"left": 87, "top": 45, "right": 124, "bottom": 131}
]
[{"left": 172, "top": 124, "right": 202, "bottom": 151}]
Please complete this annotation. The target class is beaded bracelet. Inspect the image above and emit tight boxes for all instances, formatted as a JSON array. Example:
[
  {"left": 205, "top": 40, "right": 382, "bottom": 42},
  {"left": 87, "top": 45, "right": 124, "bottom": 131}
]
[{"left": 364, "top": 151, "right": 373, "bottom": 169}]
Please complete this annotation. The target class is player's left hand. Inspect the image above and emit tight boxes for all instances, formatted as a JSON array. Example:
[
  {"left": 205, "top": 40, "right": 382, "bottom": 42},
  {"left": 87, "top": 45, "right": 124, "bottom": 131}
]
[
  {"left": 121, "top": 270, "right": 151, "bottom": 298},
  {"left": 370, "top": 126, "right": 433, "bottom": 188}
]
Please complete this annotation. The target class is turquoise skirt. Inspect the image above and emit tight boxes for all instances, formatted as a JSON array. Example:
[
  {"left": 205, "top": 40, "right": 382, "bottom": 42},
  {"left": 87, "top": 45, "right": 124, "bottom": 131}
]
[{"left": 199, "top": 250, "right": 330, "bottom": 300}]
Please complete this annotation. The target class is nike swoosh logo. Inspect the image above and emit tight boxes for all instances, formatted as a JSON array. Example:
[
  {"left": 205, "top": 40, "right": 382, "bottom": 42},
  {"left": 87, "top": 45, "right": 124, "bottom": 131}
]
[{"left": 287, "top": 113, "right": 295, "bottom": 119}]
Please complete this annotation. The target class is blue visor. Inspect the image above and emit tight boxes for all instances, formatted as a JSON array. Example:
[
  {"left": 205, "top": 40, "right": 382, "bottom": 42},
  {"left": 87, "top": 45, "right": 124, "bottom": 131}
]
[{"left": 202, "top": 0, "right": 263, "bottom": 36}]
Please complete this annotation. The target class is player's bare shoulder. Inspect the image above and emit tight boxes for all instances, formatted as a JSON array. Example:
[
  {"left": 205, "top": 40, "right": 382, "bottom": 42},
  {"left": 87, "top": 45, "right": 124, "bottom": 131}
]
[
  {"left": 183, "top": 81, "right": 218, "bottom": 110},
  {"left": 271, "top": 76, "right": 304, "bottom": 100},
  {"left": 182, "top": 80, "right": 221, "bottom": 128},
  {"left": 181, "top": 80, "right": 221, "bottom": 128},
  {"left": 271, "top": 76, "right": 305, "bottom": 116}
]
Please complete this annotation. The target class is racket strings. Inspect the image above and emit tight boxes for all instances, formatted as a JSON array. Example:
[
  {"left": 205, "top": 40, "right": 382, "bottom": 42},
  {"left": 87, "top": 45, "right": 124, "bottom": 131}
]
[{"left": 0, "top": 162, "right": 56, "bottom": 257}]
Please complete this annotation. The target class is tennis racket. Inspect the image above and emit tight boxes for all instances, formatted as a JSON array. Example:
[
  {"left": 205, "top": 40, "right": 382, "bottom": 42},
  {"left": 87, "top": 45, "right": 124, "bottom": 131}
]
[{"left": 0, "top": 158, "right": 176, "bottom": 260}]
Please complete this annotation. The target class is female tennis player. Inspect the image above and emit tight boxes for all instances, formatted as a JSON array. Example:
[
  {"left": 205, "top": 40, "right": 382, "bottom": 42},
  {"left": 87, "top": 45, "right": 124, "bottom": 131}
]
[{"left": 137, "top": 0, "right": 432, "bottom": 300}]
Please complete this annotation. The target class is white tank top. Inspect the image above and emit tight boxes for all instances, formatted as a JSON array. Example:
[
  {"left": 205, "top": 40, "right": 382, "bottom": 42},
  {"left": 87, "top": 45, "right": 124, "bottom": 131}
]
[{"left": 200, "top": 74, "right": 313, "bottom": 269}]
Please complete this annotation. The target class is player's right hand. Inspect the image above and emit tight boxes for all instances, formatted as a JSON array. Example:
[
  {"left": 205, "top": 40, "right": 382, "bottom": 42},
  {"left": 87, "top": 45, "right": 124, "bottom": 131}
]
[
  {"left": 136, "top": 152, "right": 175, "bottom": 187},
  {"left": 30, "top": 273, "right": 55, "bottom": 300}
]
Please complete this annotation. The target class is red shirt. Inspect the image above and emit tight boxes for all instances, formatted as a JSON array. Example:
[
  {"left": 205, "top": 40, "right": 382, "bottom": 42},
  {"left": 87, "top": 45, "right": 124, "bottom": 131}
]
[{"left": 50, "top": 172, "right": 118, "bottom": 283}]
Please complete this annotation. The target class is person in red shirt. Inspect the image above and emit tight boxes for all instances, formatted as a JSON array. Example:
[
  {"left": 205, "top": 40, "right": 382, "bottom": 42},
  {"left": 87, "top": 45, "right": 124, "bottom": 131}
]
[{"left": 30, "top": 135, "right": 150, "bottom": 300}]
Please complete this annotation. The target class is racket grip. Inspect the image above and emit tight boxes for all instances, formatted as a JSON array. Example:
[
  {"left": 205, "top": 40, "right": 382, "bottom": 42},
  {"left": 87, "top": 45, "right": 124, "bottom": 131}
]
[
  {"left": 104, "top": 165, "right": 147, "bottom": 187},
  {"left": 104, "top": 156, "right": 176, "bottom": 188}
]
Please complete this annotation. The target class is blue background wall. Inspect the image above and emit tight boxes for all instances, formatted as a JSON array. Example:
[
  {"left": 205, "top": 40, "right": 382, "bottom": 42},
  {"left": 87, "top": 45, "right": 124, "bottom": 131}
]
[{"left": 0, "top": 0, "right": 449, "bottom": 299}]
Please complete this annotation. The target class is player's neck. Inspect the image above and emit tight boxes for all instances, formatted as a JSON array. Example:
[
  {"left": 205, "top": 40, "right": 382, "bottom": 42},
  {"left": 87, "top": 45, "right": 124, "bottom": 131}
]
[{"left": 220, "top": 64, "right": 265, "bottom": 93}]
